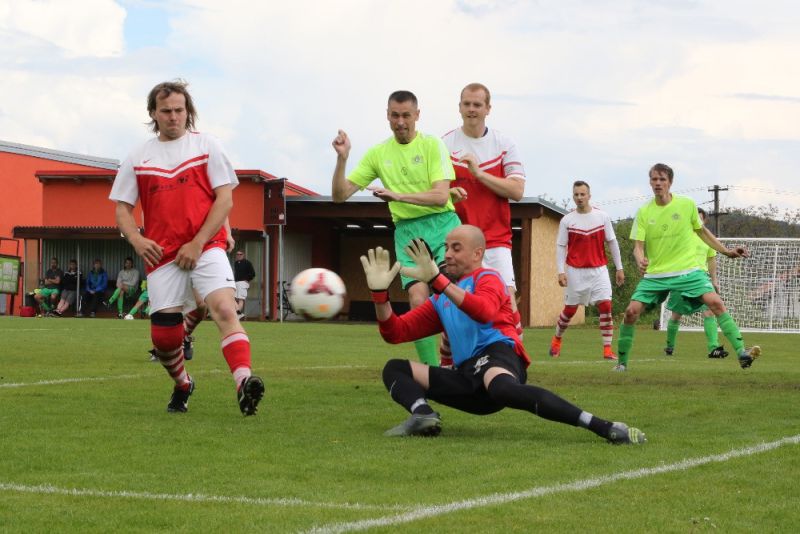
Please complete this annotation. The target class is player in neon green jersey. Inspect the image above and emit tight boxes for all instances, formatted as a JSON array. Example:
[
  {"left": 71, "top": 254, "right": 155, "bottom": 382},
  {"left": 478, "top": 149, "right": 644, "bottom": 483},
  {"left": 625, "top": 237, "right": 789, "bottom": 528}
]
[
  {"left": 663, "top": 207, "right": 728, "bottom": 359},
  {"left": 332, "top": 90, "right": 460, "bottom": 366},
  {"left": 615, "top": 163, "right": 761, "bottom": 371}
]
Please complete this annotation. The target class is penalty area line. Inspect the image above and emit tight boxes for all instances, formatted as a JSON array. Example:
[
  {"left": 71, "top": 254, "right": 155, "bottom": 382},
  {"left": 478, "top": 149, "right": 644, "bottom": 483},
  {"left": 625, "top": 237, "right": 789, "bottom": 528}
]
[
  {"left": 305, "top": 434, "right": 800, "bottom": 534},
  {"left": 0, "top": 482, "right": 411, "bottom": 512}
]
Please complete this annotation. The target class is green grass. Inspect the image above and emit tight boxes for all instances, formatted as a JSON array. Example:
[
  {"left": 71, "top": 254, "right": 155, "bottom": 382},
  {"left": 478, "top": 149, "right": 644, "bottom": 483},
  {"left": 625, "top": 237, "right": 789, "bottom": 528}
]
[{"left": 0, "top": 317, "right": 797, "bottom": 533}]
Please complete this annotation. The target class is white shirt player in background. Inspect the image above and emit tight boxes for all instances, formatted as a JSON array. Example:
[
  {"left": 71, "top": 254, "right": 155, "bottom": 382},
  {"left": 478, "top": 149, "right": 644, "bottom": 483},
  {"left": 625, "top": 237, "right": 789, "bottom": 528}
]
[
  {"left": 440, "top": 83, "right": 525, "bottom": 366},
  {"left": 110, "top": 80, "right": 264, "bottom": 416},
  {"left": 550, "top": 181, "right": 624, "bottom": 360}
]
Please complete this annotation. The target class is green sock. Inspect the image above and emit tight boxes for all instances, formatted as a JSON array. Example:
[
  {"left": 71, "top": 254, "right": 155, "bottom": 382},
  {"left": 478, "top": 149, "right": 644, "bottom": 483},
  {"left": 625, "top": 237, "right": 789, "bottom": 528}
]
[
  {"left": 703, "top": 316, "right": 720, "bottom": 351},
  {"left": 617, "top": 323, "right": 636, "bottom": 366},
  {"left": 109, "top": 288, "right": 121, "bottom": 304},
  {"left": 117, "top": 295, "right": 124, "bottom": 314},
  {"left": 41, "top": 301, "right": 52, "bottom": 312},
  {"left": 414, "top": 336, "right": 439, "bottom": 367},
  {"left": 665, "top": 319, "right": 680, "bottom": 349},
  {"left": 717, "top": 312, "right": 744, "bottom": 354}
]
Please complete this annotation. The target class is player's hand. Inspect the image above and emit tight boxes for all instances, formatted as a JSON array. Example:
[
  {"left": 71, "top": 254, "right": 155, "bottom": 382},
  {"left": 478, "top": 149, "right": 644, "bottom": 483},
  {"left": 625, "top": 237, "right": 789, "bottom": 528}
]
[
  {"left": 368, "top": 186, "right": 401, "bottom": 202},
  {"left": 449, "top": 187, "right": 468, "bottom": 203},
  {"left": 360, "top": 247, "right": 401, "bottom": 290},
  {"left": 557, "top": 273, "right": 567, "bottom": 287},
  {"left": 725, "top": 245, "right": 749, "bottom": 258},
  {"left": 226, "top": 234, "right": 236, "bottom": 253},
  {"left": 400, "top": 238, "right": 439, "bottom": 283},
  {"left": 175, "top": 240, "right": 203, "bottom": 270},
  {"left": 637, "top": 257, "right": 649, "bottom": 276},
  {"left": 131, "top": 234, "right": 163, "bottom": 268},
  {"left": 459, "top": 153, "right": 481, "bottom": 176},
  {"left": 615, "top": 270, "right": 625, "bottom": 287},
  {"left": 332, "top": 129, "right": 351, "bottom": 159}
]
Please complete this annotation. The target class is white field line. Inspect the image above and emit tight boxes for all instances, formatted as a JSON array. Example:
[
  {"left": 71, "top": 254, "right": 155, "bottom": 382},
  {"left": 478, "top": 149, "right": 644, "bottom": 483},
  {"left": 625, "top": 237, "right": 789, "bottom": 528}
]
[
  {"left": 539, "top": 358, "right": 663, "bottom": 366},
  {"left": 0, "top": 482, "right": 411, "bottom": 512},
  {"left": 0, "top": 366, "right": 368, "bottom": 389},
  {"left": 305, "top": 434, "right": 800, "bottom": 534}
]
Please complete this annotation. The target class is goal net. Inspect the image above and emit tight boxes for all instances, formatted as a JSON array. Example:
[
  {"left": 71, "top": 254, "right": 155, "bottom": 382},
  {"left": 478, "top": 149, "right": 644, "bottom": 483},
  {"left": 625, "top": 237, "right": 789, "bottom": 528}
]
[{"left": 659, "top": 238, "right": 800, "bottom": 333}]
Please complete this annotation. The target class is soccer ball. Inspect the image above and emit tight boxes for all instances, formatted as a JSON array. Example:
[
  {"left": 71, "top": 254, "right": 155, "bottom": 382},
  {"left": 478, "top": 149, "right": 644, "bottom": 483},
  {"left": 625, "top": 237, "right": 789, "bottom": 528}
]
[{"left": 288, "top": 268, "right": 346, "bottom": 320}]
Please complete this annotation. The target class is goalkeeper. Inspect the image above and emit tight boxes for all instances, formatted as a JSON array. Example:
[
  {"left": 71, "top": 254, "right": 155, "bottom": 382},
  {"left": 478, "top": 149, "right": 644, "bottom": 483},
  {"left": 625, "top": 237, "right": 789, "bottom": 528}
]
[
  {"left": 360, "top": 224, "right": 646, "bottom": 444},
  {"left": 616, "top": 163, "right": 761, "bottom": 371}
]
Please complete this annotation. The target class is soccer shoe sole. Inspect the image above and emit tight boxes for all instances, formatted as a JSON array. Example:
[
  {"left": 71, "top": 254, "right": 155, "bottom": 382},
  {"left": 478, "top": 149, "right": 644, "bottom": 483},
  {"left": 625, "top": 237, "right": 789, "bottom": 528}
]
[
  {"left": 238, "top": 376, "right": 265, "bottom": 416},
  {"left": 738, "top": 345, "right": 761, "bottom": 369},
  {"left": 384, "top": 413, "right": 442, "bottom": 437}
]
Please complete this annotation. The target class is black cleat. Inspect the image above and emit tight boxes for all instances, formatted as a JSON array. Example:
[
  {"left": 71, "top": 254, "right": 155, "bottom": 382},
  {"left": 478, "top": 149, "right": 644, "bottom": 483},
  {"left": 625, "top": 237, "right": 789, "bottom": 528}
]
[
  {"left": 664, "top": 346, "right": 674, "bottom": 356},
  {"left": 183, "top": 336, "right": 194, "bottom": 361},
  {"left": 238, "top": 375, "right": 265, "bottom": 416},
  {"left": 167, "top": 378, "right": 195, "bottom": 413},
  {"left": 148, "top": 349, "right": 158, "bottom": 362},
  {"left": 708, "top": 346, "right": 729, "bottom": 359},
  {"left": 738, "top": 346, "right": 761, "bottom": 369}
]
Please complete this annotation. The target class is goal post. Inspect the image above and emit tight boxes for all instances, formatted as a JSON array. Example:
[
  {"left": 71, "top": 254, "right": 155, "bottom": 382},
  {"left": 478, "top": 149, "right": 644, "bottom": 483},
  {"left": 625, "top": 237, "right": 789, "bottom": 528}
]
[{"left": 659, "top": 238, "right": 800, "bottom": 333}]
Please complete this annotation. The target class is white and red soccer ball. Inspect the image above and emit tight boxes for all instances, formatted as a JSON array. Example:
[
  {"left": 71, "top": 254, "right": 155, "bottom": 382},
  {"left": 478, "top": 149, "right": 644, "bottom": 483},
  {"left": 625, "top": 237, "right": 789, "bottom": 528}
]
[{"left": 289, "top": 268, "right": 346, "bottom": 320}]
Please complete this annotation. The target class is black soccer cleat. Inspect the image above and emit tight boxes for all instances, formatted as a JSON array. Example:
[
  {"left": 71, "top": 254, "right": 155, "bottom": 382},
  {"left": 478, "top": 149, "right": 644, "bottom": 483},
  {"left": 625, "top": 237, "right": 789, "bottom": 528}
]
[
  {"left": 708, "top": 346, "right": 729, "bottom": 359},
  {"left": 238, "top": 375, "right": 265, "bottom": 416},
  {"left": 167, "top": 377, "right": 195, "bottom": 413},
  {"left": 664, "top": 346, "right": 674, "bottom": 356},
  {"left": 183, "top": 336, "right": 194, "bottom": 361},
  {"left": 384, "top": 412, "right": 442, "bottom": 437},
  {"left": 738, "top": 346, "right": 761, "bottom": 369}
]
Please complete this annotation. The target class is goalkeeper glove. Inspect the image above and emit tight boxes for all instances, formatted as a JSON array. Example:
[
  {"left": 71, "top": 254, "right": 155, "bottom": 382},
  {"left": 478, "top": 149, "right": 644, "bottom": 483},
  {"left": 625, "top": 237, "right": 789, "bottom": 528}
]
[
  {"left": 400, "top": 238, "right": 451, "bottom": 294},
  {"left": 360, "top": 247, "right": 401, "bottom": 303}
]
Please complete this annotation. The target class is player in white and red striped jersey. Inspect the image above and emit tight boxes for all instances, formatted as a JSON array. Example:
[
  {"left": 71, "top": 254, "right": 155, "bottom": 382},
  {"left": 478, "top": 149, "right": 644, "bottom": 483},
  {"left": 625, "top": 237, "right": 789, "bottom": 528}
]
[
  {"left": 110, "top": 80, "right": 264, "bottom": 416},
  {"left": 440, "top": 83, "right": 526, "bottom": 366},
  {"left": 550, "top": 181, "right": 624, "bottom": 360}
]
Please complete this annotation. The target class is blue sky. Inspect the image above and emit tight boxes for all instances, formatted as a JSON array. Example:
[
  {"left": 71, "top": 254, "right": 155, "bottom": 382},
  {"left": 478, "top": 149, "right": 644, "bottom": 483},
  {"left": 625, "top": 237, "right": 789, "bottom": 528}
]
[{"left": 1, "top": 0, "right": 799, "bottom": 222}]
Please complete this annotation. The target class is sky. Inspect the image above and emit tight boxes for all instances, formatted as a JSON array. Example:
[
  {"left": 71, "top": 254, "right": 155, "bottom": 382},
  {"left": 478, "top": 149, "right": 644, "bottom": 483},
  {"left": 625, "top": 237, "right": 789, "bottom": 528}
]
[{"left": 2, "top": 0, "right": 800, "bottom": 220}]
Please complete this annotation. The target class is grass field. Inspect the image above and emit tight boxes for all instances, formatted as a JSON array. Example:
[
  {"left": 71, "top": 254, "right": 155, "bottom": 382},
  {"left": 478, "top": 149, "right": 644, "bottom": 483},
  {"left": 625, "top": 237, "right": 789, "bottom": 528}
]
[{"left": 0, "top": 316, "right": 798, "bottom": 533}]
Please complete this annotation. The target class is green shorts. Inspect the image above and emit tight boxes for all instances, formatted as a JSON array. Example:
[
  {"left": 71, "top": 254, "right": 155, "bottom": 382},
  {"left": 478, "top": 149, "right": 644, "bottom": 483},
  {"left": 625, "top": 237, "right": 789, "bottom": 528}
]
[
  {"left": 631, "top": 270, "right": 714, "bottom": 313},
  {"left": 39, "top": 288, "right": 60, "bottom": 299},
  {"left": 138, "top": 290, "right": 149, "bottom": 303},
  {"left": 395, "top": 211, "right": 461, "bottom": 289}
]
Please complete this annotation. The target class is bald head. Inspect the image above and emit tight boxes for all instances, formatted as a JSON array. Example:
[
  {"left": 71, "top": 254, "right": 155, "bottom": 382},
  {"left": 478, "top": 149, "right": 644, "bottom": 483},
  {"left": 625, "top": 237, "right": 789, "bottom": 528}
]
[{"left": 444, "top": 224, "right": 486, "bottom": 277}]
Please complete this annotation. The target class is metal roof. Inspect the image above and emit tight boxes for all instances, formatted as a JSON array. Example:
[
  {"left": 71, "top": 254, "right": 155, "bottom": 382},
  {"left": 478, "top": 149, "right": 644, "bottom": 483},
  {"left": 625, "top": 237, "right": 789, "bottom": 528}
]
[{"left": 0, "top": 139, "right": 119, "bottom": 170}]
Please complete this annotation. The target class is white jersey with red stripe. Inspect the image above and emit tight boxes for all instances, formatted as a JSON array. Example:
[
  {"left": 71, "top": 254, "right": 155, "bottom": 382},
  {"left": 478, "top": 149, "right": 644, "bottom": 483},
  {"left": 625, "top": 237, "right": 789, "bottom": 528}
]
[
  {"left": 442, "top": 127, "right": 525, "bottom": 249},
  {"left": 557, "top": 207, "right": 617, "bottom": 268},
  {"left": 109, "top": 131, "right": 238, "bottom": 273}
]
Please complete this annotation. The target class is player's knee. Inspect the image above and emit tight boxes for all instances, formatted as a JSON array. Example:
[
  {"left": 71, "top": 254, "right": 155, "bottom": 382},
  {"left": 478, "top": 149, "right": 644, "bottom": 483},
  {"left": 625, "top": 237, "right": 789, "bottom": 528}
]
[
  {"left": 150, "top": 312, "right": 184, "bottom": 350},
  {"left": 382, "top": 358, "right": 412, "bottom": 390},
  {"left": 624, "top": 304, "right": 641, "bottom": 323},
  {"left": 486, "top": 373, "right": 521, "bottom": 406},
  {"left": 597, "top": 300, "right": 612, "bottom": 314},
  {"left": 563, "top": 304, "right": 579, "bottom": 318}
]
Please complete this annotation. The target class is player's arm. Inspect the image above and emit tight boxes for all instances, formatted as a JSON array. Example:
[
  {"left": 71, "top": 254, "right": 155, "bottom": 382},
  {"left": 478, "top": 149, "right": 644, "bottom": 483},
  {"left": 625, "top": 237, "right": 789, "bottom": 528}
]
[
  {"left": 607, "top": 238, "right": 625, "bottom": 286},
  {"left": 175, "top": 184, "right": 233, "bottom": 270},
  {"left": 556, "top": 243, "right": 568, "bottom": 287},
  {"left": 370, "top": 179, "right": 450, "bottom": 206},
  {"left": 331, "top": 129, "right": 360, "bottom": 202},
  {"left": 633, "top": 240, "right": 648, "bottom": 275},
  {"left": 115, "top": 201, "right": 163, "bottom": 268},
  {"left": 708, "top": 255, "right": 720, "bottom": 293},
  {"left": 224, "top": 217, "right": 235, "bottom": 252},
  {"left": 459, "top": 153, "right": 524, "bottom": 201},
  {"left": 696, "top": 227, "right": 748, "bottom": 258}
]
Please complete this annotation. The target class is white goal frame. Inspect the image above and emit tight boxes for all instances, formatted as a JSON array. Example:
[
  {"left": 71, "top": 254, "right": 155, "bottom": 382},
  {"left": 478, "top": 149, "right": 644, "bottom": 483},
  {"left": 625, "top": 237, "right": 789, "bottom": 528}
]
[{"left": 659, "top": 238, "right": 800, "bottom": 333}]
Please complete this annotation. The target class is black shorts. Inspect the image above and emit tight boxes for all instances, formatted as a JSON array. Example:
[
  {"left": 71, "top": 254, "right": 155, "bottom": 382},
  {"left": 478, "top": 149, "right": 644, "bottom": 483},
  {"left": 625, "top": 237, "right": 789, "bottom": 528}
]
[{"left": 426, "top": 342, "right": 528, "bottom": 415}]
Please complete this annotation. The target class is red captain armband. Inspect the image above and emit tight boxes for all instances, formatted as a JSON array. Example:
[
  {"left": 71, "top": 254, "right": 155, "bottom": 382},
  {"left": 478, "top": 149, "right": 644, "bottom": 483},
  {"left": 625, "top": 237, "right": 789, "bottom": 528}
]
[
  {"left": 370, "top": 290, "right": 390, "bottom": 304},
  {"left": 430, "top": 273, "right": 451, "bottom": 294}
]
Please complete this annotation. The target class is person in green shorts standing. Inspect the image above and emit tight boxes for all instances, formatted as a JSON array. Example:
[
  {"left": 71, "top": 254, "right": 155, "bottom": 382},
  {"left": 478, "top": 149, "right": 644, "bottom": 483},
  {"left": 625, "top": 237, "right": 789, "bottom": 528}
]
[
  {"left": 615, "top": 163, "right": 761, "bottom": 371},
  {"left": 332, "top": 90, "right": 460, "bottom": 366},
  {"left": 663, "top": 207, "right": 729, "bottom": 359}
]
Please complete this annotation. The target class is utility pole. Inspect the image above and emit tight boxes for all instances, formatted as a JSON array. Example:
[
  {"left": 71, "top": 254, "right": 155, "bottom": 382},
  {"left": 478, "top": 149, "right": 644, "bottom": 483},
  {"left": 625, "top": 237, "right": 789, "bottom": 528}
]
[{"left": 708, "top": 185, "right": 728, "bottom": 236}]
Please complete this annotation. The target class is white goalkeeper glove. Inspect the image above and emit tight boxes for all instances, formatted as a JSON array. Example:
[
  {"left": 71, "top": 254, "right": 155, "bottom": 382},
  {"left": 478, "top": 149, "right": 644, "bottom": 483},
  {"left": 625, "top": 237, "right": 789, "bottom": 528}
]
[
  {"left": 360, "top": 247, "right": 401, "bottom": 303},
  {"left": 400, "top": 238, "right": 451, "bottom": 294}
]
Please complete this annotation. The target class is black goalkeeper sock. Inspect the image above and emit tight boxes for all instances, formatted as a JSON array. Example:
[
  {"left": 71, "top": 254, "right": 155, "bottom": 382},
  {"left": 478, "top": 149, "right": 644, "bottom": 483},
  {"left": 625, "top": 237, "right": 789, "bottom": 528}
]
[
  {"left": 487, "top": 373, "right": 582, "bottom": 426},
  {"left": 382, "top": 359, "right": 429, "bottom": 414}
]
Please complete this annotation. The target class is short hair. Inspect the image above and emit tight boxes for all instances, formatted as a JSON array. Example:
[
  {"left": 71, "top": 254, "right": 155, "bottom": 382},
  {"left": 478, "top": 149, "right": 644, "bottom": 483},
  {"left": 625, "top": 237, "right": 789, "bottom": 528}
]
[
  {"left": 69, "top": 259, "right": 77, "bottom": 264},
  {"left": 124, "top": 256, "right": 134, "bottom": 263},
  {"left": 147, "top": 80, "right": 198, "bottom": 134},
  {"left": 461, "top": 83, "right": 491, "bottom": 105},
  {"left": 388, "top": 90, "right": 418, "bottom": 107},
  {"left": 697, "top": 207, "right": 707, "bottom": 218},
  {"left": 51, "top": 257, "right": 58, "bottom": 262},
  {"left": 649, "top": 163, "right": 674, "bottom": 182},
  {"left": 572, "top": 180, "right": 591, "bottom": 191},
  {"left": 94, "top": 258, "right": 102, "bottom": 263}
]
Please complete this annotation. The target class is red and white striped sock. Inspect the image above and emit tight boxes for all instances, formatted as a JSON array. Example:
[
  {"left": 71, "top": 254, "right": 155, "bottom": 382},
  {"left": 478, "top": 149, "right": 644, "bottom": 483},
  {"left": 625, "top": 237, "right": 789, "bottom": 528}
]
[
  {"left": 598, "top": 300, "right": 614, "bottom": 348},
  {"left": 439, "top": 332, "right": 453, "bottom": 367},
  {"left": 513, "top": 310, "right": 523, "bottom": 339},
  {"left": 555, "top": 305, "right": 578, "bottom": 338},
  {"left": 183, "top": 308, "right": 205, "bottom": 339},
  {"left": 151, "top": 323, "right": 191, "bottom": 389},
  {"left": 221, "top": 331, "right": 252, "bottom": 388}
]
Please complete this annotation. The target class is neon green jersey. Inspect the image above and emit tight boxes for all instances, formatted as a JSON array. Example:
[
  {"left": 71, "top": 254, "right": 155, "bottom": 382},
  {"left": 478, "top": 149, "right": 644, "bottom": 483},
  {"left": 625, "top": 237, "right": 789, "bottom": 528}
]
[
  {"left": 347, "top": 132, "right": 455, "bottom": 222},
  {"left": 631, "top": 194, "right": 703, "bottom": 277},
  {"left": 693, "top": 233, "right": 716, "bottom": 273}
]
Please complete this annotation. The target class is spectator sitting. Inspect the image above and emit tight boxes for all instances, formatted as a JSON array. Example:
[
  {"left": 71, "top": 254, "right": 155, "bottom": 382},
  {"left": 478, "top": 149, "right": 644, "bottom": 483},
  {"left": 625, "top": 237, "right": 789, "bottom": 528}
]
[
  {"left": 34, "top": 257, "right": 62, "bottom": 316},
  {"left": 85, "top": 259, "right": 108, "bottom": 318},
  {"left": 124, "top": 280, "right": 150, "bottom": 319},
  {"left": 108, "top": 256, "right": 140, "bottom": 318},
  {"left": 53, "top": 259, "right": 82, "bottom": 317}
]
